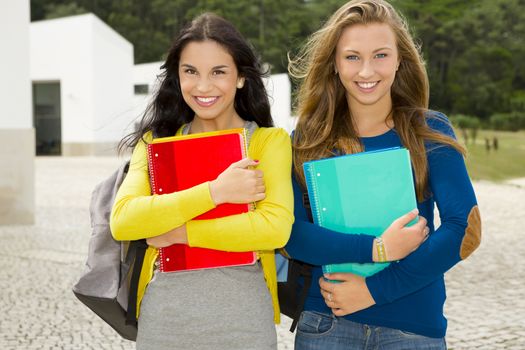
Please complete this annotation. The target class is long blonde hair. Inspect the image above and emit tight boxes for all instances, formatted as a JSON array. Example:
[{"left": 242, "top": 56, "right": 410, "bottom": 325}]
[{"left": 289, "top": 0, "right": 465, "bottom": 201}]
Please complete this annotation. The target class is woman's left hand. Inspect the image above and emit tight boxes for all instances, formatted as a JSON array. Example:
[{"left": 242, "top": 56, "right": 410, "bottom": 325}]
[
  {"left": 146, "top": 224, "right": 188, "bottom": 248},
  {"left": 319, "top": 273, "right": 376, "bottom": 316}
]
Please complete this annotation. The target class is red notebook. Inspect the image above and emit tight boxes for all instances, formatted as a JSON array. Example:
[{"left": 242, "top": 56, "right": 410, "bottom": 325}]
[{"left": 147, "top": 128, "right": 257, "bottom": 273}]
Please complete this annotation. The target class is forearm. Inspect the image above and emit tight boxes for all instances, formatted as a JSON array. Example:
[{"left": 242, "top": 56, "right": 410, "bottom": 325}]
[
  {"left": 187, "top": 204, "right": 293, "bottom": 251},
  {"left": 110, "top": 137, "right": 216, "bottom": 241},
  {"left": 366, "top": 224, "right": 458, "bottom": 303},
  {"left": 111, "top": 182, "right": 216, "bottom": 240},
  {"left": 285, "top": 218, "right": 375, "bottom": 265}
]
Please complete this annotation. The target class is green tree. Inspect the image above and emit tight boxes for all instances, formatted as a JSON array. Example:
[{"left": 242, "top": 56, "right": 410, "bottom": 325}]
[{"left": 29, "top": 0, "right": 525, "bottom": 118}]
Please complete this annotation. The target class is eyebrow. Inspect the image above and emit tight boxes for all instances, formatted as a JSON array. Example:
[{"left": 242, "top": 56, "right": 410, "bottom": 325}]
[
  {"left": 344, "top": 47, "right": 393, "bottom": 53},
  {"left": 180, "top": 63, "right": 230, "bottom": 70}
]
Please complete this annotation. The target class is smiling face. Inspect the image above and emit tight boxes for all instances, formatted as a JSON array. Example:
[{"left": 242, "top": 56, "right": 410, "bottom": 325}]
[
  {"left": 334, "top": 22, "right": 400, "bottom": 111},
  {"left": 179, "top": 40, "right": 244, "bottom": 125}
]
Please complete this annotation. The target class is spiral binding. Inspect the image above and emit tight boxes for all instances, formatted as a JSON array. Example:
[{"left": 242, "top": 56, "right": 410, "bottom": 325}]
[
  {"left": 158, "top": 247, "right": 165, "bottom": 272},
  {"left": 305, "top": 163, "right": 323, "bottom": 226},
  {"left": 240, "top": 128, "right": 248, "bottom": 159},
  {"left": 147, "top": 144, "right": 158, "bottom": 194},
  {"left": 147, "top": 144, "right": 165, "bottom": 271}
]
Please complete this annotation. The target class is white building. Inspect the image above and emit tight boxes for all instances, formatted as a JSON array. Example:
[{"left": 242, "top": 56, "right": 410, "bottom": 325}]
[
  {"left": 0, "top": 0, "right": 34, "bottom": 224},
  {"left": 29, "top": 14, "right": 293, "bottom": 157},
  {"left": 133, "top": 62, "right": 295, "bottom": 133},
  {"left": 30, "top": 14, "right": 134, "bottom": 156}
]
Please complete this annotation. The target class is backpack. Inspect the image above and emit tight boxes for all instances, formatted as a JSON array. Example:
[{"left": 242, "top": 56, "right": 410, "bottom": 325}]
[
  {"left": 72, "top": 161, "right": 147, "bottom": 341},
  {"left": 277, "top": 190, "right": 314, "bottom": 332}
]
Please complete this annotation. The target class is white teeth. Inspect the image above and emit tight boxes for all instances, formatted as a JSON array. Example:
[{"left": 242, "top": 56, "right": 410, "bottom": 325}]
[
  {"left": 357, "top": 82, "right": 378, "bottom": 89},
  {"left": 196, "top": 97, "right": 217, "bottom": 103}
]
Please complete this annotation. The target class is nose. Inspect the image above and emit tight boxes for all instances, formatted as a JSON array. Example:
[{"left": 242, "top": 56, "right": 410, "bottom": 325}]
[
  {"left": 196, "top": 76, "right": 213, "bottom": 93},
  {"left": 358, "top": 60, "right": 374, "bottom": 80}
]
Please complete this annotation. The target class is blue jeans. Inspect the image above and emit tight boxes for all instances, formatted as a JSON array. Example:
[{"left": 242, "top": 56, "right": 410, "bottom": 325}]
[{"left": 295, "top": 311, "right": 447, "bottom": 350}]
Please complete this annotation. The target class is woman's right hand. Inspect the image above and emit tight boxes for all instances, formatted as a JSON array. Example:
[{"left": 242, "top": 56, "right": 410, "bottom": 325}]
[
  {"left": 209, "top": 158, "right": 265, "bottom": 205},
  {"left": 372, "top": 209, "right": 429, "bottom": 262}
]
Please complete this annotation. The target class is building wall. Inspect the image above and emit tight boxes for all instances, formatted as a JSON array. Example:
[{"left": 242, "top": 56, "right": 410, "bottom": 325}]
[
  {"left": 31, "top": 15, "right": 94, "bottom": 145},
  {"left": 92, "top": 15, "right": 134, "bottom": 146},
  {"left": 263, "top": 73, "right": 295, "bottom": 133},
  {"left": 0, "top": 0, "right": 35, "bottom": 224},
  {"left": 30, "top": 14, "right": 134, "bottom": 155},
  {"left": 131, "top": 62, "right": 164, "bottom": 129}
]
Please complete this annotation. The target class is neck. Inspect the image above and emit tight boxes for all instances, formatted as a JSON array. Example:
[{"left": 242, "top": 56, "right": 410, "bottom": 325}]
[
  {"left": 189, "top": 114, "right": 245, "bottom": 133},
  {"left": 348, "top": 98, "right": 394, "bottom": 137}
]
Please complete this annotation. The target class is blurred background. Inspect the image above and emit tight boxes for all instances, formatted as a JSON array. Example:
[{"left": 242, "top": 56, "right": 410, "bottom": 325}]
[{"left": 28, "top": 0, "right": 525, "bottom": 179}]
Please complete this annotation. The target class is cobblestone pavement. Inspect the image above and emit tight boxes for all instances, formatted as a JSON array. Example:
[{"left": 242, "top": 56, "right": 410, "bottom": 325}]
[{"left": 0, "top": 157, "right": 524, "bottom": 350}]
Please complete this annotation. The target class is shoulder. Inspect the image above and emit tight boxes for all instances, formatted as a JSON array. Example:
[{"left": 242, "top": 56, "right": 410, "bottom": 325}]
[
  {"left": 142, "top": 131, "right": 154, "bottom": 143},
  {"left": 250, "top": 127, "right": 292, "bottom": 155},
  {"left": 129, "top": 131, "right": 154, "bottom": 158},
  {"left": 425, "top": 110, "right": 456, "bottom": 138},
  {"left": 252, "top": 127, "right": 291, "bottom": 146}
]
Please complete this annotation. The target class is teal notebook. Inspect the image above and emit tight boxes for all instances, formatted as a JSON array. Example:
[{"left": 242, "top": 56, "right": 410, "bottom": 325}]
[{"left": 303, "top": 147, "right": 418, "bottom": 277}]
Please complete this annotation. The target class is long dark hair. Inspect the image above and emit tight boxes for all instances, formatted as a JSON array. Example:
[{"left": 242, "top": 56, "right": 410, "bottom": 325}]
[{"left": 120, "top": 13, "right": 273, "bottom": 150}]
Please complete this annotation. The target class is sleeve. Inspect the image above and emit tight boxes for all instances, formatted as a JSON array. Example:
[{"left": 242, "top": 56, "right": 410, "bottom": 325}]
[
  {"left": 365, "top": 112, "right": 482, "bottom": 305},
  {"left": 282, "top": 172, "right": 375, "bottom": 266},
  {"left": 109, "top": 133, "right": 217, "bottom": 241},
  {"left": 185, "top": 128, "right": 294, "bottom": 251}
]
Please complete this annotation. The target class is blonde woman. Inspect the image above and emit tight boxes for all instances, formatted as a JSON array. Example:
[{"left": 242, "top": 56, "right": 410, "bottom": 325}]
[{"left": 285, "top": 0, "right": 481, "bottom": 349}]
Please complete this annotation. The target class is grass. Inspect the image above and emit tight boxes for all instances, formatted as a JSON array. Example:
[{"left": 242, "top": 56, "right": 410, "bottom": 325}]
[{"left": 457, "top": 130, "right": 525, "bottom": 182}]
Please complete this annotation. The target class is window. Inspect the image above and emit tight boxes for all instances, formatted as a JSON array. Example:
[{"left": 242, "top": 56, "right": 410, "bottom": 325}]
[{"left": 134, "top": 84, "right": 149, "bottom": 95}]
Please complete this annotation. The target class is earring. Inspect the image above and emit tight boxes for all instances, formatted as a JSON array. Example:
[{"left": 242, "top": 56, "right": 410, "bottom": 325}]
[{"left": 237, "top": 78, "right": 245, "bottom": 89}]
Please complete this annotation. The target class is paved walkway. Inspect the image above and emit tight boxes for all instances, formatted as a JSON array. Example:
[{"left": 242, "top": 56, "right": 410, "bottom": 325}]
[{"left": 0, "top": 157, "right": 524, "bottom": 349}]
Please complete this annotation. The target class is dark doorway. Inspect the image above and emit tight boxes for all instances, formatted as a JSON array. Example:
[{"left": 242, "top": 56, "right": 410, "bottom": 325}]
[{"left": 33, "top": 82, "right": 62, "bottom": 155}]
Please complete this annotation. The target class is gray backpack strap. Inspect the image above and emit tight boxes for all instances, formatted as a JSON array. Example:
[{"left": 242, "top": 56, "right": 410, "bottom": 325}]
[
  {"left": 89, "top": 161, "right": 129, "bottom": 227},
  {"left": 244, "top": 121, "right": 258, "bottom": 146},
  {"left": 77, "top": 161, "right": 130, "bottom": 297}
]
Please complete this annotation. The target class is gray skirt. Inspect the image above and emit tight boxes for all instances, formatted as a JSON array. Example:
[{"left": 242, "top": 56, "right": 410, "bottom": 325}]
[{"left": 136, "top": 263, "right": 277, "bottom": 350}]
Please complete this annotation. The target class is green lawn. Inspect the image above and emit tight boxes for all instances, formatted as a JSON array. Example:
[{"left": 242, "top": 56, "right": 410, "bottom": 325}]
[{"left": 457, "top": 130, "right": 525, "bottom": 182}]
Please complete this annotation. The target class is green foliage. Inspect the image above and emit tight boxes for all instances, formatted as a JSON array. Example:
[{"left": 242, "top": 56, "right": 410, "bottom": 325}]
[
  {"left": 29, "top": 0, "right": 525, "bottom": 124},
  {"left": 450, "top": 114, "right": 481, "bottom": 143},
  {"left": 490, "top": 112, "right": 525, "bottom": 132},
  {"left": 43, "top": 3, "right": 88, "bottom": 19},
  {"left": 396, "top": 0, "right": 525, "bottom": 124},
  {"left": 510, "top": 91, "right": 525, "bottom": 112}
]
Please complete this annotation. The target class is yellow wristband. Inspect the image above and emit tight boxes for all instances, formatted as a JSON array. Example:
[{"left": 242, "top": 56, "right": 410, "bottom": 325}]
[{"left": 376, "top": 237, "right": 387, "bottom": 262}]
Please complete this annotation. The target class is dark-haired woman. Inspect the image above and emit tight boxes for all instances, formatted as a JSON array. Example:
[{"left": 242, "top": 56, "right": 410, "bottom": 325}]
[{"left": 110, "top": 13, "right": 293, "bottom": 349}]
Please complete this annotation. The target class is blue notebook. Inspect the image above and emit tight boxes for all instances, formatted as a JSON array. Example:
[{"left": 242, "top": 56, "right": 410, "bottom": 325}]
[{"left": 303, "top": 147, "right": 418, "bottom": 277}]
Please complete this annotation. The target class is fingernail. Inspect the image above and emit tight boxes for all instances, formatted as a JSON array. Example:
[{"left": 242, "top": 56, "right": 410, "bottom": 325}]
[
  {"left": 254, "top": 159, "right": 259, "bottom": 163},
  {"left": 411, "top": 208, "right": 419, "bottom": 215}
]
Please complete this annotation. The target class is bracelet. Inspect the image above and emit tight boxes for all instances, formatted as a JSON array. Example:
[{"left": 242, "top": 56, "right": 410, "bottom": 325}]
[{"left": 376, "top": 237, "right": 387, "bottom": 262}]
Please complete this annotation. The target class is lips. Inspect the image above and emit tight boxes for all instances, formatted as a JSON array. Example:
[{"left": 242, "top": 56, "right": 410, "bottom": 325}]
[{"left": 194, "top": 96, "right": 219, "bottom": 107}]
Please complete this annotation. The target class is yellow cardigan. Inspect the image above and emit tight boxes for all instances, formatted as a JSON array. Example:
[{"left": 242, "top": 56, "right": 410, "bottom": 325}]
[{"left": 110, "top": 126, "right": 294, "bottom": 323}]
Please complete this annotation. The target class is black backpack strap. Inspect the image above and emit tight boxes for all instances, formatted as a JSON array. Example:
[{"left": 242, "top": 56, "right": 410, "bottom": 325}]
[
  {"left": 125, "top": 239, "right": 148, "bottom": 326},
  {"left": 302, "top": 192, "right": 314, "bottom": 223},
  {"left": 289, "top": 261, "right": 313, "bottom": 332},
  {"left": 286, "top": 130, "right": 315, "bottom": 332}
]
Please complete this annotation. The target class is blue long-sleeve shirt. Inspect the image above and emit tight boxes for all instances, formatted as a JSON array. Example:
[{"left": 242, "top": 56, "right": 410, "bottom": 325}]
[{"left": 284, "top": 112, "right": 481, "bottom": 338}]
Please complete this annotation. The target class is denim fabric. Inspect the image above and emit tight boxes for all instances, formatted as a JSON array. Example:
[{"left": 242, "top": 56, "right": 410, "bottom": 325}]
[{"left": 295, "top": 311, "right": 447, "bottom": 350}]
